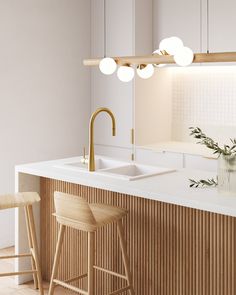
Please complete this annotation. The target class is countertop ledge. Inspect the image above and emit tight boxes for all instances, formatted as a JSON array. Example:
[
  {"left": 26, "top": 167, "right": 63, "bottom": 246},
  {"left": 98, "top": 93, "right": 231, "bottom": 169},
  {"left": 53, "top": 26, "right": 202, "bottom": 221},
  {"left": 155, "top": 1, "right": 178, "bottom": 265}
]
[{"left": 15, "top": 156, "right": 236, "bottom": 218}]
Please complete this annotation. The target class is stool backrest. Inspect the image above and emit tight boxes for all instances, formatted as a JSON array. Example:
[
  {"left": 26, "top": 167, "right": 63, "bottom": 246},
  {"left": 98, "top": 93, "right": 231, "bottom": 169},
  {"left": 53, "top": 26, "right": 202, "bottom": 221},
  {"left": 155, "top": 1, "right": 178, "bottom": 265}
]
[{"left": 54, "top": 192, "right": 96, "bottom": 227}]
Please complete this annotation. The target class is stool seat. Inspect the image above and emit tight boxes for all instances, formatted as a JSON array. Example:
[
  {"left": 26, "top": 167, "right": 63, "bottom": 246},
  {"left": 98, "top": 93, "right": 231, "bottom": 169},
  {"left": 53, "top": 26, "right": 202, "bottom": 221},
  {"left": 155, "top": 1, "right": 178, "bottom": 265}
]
[
  {"left": 53, "top": 191, "right": 128, "bottom": 232},
  {"left": 54, "top": 203, "right": 127, "bottom": 232},
  {"left": 90, "top": 203, "right": 127, "bottom": 226},
  {"left": 0, "top": 192, "right": 40, "bottom": 210}
]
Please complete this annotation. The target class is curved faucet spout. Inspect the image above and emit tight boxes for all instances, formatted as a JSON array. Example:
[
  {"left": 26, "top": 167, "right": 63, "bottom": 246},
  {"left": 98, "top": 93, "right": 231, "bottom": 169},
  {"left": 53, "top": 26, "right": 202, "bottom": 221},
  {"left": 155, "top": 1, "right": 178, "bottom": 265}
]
[{"left": 89, "top": 107, "right": 116, "bottom": 171}]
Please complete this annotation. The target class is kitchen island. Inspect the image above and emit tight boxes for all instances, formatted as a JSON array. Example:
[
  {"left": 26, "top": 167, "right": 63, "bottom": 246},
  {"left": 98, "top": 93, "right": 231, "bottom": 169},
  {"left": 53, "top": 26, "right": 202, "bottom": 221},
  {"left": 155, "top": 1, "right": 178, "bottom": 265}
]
[{"left": 15, "top": 156, "right": 236, "bottom": 295}]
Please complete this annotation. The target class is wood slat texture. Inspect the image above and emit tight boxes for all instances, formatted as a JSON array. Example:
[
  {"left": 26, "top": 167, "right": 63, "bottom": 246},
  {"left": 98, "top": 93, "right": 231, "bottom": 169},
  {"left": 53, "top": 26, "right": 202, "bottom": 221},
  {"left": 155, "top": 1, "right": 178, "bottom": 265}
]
[{"left": 40, "top": 178, "right": 236, "bottom": 295}]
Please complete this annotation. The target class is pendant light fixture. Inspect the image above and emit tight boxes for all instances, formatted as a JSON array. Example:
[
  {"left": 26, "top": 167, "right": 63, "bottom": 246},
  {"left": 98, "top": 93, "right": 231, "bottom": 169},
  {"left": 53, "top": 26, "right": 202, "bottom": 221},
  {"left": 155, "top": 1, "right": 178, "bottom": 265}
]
[
  {"left": 97, "top": 3, "right": 193, "bottom": 81},
  {"left": 97, "top": 35, "right": 194, "bottom": 81},
  {"left": 99, "top": 0, "right": 117, "bottom": 75},
  {"left": 90, "top": 0, "right": 236, "bottom": 80},
  {"left": 86, "top": 0, "right": 236, "bottom": 73}
]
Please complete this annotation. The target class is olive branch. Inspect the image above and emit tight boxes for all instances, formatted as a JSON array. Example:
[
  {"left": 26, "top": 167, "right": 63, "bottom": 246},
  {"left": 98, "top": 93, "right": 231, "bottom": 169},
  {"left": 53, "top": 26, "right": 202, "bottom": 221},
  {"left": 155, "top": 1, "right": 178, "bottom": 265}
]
[
  {"left": 189, "top": 178, "right": 218, "bottom": 188},
  {"left": 189, "top": 127, "right": 236, "bottom": 188},
  {"left": 189, "top": 127, "right": 236, "bottom": 157}
]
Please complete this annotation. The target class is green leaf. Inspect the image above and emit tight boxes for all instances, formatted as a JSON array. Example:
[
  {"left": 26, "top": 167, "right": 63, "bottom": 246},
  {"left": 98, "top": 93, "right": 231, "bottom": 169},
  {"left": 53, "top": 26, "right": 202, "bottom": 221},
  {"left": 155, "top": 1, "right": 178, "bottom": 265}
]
[
  {"left": 189, "top": 126, "right": 236, "bottom": 157},
  {"left": 189, "top": 178, "right": 218, "bottom": 188}
]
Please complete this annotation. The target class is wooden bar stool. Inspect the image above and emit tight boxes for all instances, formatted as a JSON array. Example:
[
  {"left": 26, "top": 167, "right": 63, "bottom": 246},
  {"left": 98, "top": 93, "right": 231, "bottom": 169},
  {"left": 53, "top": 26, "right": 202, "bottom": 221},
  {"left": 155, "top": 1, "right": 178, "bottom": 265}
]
[
  {"left": 49, "top": 191, "right": 135, "bottom": 295},
  {"left": 0, "top": 192, "right": 44, "bottom": 295}
]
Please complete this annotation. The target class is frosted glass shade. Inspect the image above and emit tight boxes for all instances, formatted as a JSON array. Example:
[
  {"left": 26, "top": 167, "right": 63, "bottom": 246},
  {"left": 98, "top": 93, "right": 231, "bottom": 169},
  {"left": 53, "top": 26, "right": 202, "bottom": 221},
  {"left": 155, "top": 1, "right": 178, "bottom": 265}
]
[
  {"left": 174, "top": 46, "right": 194, "bottom": 66},
  {"left": 117, "top": 65, "right": 134, "bottom": 82},
  {"left": 99, "top": 57, "right": 117, "bottom": 75},
  {"left": 137, "top": 64, "right": 154, "bottom": 79},
  {"left": 159, "top": 37, "right": 184, "bottom": 55}
]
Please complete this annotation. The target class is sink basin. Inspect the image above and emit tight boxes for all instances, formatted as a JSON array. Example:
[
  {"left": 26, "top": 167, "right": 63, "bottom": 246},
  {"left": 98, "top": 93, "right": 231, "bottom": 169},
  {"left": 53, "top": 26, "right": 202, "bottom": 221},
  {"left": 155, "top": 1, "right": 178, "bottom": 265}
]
[
  {"left": 55, "top": 156, "right": 175, "bottom": 181},
  {"left": 100, "top": 164, "right": 176, "bottom": 181},
  {"left": 55, "top": 156, "right": 127, "bottom": 172}
]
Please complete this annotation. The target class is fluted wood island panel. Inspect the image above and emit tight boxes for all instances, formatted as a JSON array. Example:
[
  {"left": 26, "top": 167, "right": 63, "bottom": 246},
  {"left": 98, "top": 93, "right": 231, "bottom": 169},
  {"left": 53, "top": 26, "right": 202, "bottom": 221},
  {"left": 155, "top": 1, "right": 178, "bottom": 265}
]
[{"left": 40, "top": 178, "right": 236, "bottom": 295}]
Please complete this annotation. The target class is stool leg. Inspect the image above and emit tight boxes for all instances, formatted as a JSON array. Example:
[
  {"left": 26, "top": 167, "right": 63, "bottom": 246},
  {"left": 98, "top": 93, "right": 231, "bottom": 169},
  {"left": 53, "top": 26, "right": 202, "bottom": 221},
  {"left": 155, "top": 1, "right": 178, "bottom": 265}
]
[
  {"left": 117, "top": 220, "right": 135, "bottom": 295},
  {"left": 88, "top": 232, "right": 95, "bottom": 295},
  {"left": 24, "top": 207, "right": 38, "bottom": 289},
  {"left": 48, "top": 224, "right": 66, "bottom": 295},
  {"left": 27, "top": 205, "right": 44, "bottom": 295}
]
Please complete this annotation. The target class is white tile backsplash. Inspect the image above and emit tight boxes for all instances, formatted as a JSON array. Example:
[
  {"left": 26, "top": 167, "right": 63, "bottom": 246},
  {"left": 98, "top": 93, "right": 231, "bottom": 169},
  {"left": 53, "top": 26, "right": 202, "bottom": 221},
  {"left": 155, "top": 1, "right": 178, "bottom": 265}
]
[{"left": 171, "top": 66, "right": 236, "bottom": 144}]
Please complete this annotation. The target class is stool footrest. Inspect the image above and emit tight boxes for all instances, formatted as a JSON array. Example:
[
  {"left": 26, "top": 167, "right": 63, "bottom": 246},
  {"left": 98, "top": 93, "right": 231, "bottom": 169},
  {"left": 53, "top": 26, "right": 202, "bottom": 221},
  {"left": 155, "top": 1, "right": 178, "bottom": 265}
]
[
  {"left": 0, "top": 270, "right": 37, "bottom": 277},
  {"left": 53, "top": 279, "right": 88, "bottom": 295},
  {"left": 65, "top": 273, "right": 87, "bottom": 283},
  {"left": 94, "top": 265, "right": 127, "bottom": 280},
  {"left": 109, "top": 286, "right": 131, "bottom": 295},
  {"left": 0, "top": 253, "right": 32, "bottom": 260}
]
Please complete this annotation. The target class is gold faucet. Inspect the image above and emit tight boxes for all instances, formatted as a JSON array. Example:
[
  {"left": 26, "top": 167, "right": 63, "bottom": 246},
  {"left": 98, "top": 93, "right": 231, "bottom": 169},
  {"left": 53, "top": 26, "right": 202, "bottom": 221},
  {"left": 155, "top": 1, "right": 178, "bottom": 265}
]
[{"left": 89, "top": 107, "right": 116, "bottom": 171}]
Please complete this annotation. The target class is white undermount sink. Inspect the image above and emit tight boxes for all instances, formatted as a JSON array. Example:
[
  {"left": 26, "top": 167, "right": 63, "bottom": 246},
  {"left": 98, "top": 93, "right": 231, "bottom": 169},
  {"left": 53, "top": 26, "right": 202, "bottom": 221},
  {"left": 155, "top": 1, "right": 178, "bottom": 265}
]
[
  {"left": 100, "top": 163, "right": 175, "bottom": 181},
  {"left": 55, "top": 156, "right": 175, "bottom": 181},
  {"left": 55, "top": 156, "right": 127, "bottom": 171}
]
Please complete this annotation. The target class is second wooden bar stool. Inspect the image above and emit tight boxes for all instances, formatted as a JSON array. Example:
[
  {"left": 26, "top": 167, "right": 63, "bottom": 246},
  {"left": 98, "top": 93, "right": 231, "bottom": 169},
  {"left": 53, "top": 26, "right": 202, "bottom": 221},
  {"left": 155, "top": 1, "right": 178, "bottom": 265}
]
[
  {"left": 0, "top": 192, "right": 44, "bottom": 295},
  {"left": 48, "top": 191, "right": 135, "bottom": 295}
]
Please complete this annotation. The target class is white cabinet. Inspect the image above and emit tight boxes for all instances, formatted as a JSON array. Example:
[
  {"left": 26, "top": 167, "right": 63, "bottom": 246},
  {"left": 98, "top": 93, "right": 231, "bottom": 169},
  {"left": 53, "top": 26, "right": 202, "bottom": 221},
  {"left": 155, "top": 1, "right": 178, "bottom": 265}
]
[
  {"left": 136, "top": 148, "right": 218, "bottom": 172},
  {"left": 184, "top": 154, "right": 217, "bottom": 172},
  {"left": 153, "top": 0, "right": 236, "bottom": 54},
  {"left": 91, "top": 0, "right": 134, "bottom": 152},
  {"left": 207, "top": 0, "right": 236, "bottom": 52},
  {"left": 153, "top": 0, "right": 202, "bottom": 52},
  {"left": 91, "top": 0, "right": 152, "bottom": 160}
]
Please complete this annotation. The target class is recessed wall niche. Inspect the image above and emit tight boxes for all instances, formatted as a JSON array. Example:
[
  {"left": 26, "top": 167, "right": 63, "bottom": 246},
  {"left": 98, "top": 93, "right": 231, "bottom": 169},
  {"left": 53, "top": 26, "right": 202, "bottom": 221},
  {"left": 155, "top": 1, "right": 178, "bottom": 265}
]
[{"left": 135, "top": 66, "right": 236, "bottom": 156}]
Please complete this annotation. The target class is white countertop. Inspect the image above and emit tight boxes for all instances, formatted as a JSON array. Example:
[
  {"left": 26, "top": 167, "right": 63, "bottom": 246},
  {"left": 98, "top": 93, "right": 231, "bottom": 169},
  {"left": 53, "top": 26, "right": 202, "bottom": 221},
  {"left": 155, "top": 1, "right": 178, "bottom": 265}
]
[{"left": 15, "top": 156, "right": 236, "bottom": 217}]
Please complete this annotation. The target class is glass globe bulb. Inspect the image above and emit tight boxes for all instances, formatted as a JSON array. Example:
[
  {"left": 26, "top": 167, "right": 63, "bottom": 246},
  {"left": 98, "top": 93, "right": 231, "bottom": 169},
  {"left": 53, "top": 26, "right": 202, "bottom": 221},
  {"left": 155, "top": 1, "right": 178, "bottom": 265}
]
[
  {"left": 117, "top": 65, "right": 134, "bottom": 82},
  {"left": 174, "top": 46, "right": 194, "bottom": 66},
  {"left": 159, "top": 37, "right": 184, "bottom": 55},
  {"left": 137, "top": 64, "right": 154, "bottom": 79},
  {"left": 159, "top": 38, "right": 169, "bottom": 53},
  {"left": 99, "top": 57, "right": 117, "bottom": 75}
]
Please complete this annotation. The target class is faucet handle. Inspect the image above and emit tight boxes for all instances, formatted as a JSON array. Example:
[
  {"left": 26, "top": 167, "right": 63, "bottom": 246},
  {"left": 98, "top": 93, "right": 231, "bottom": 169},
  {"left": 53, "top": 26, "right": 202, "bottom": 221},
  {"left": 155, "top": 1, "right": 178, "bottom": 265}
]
[{"left": 80, "top": 146, "right": 88, "bottom": 165}]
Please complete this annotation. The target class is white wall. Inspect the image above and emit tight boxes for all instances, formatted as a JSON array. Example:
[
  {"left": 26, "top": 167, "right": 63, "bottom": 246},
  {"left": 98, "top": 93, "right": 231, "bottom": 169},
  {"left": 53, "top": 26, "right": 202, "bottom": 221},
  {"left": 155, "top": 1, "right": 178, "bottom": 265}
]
[{"left": 0, "top": 0, "right": 91, "bottom": 248}]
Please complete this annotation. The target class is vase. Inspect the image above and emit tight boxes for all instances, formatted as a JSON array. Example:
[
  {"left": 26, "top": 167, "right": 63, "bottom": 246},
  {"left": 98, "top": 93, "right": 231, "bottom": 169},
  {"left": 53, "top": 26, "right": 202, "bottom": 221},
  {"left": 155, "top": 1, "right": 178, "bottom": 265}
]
[{"left": 218, "top": 155, "right": 236, "bottom": 195}]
